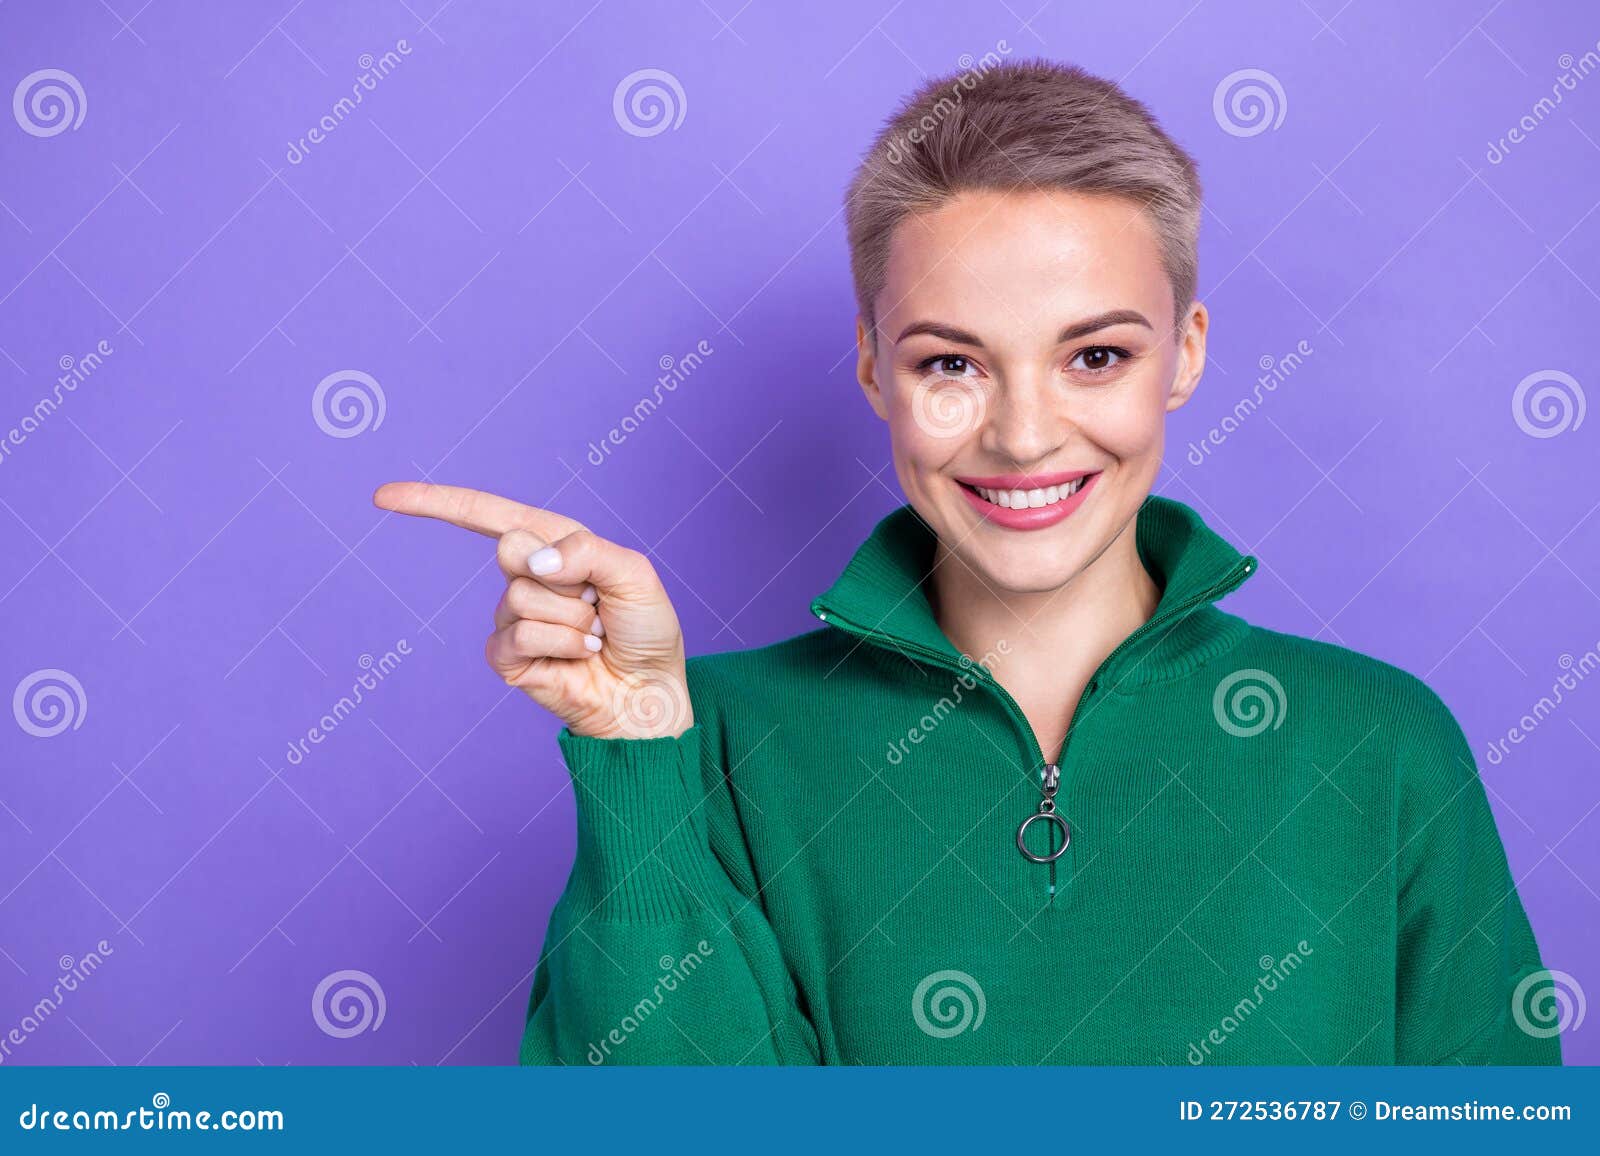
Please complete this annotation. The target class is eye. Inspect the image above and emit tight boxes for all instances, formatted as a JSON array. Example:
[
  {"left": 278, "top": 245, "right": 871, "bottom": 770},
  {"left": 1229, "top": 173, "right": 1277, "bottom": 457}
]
[
  {"left": 1069, "top": 346, "right": 1129, "bottom": 374},
  {"left": 916, "top": 353, "right": 980, "bottom": 379}
]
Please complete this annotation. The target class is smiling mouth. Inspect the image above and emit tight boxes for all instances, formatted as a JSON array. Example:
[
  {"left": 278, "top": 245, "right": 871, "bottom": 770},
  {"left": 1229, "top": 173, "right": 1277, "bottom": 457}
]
[{"left": 959, "top": 476, "right": 1093, "bottom": 509}]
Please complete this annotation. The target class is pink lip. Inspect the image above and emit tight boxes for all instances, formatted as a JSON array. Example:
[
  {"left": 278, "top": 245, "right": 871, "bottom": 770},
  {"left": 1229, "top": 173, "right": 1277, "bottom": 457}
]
[
  {"left": 956, "top": 469, "right": 1097, "bottom": 490},
  {"left": 956, "top": 471, "right": 1100, "bottom": 530}
]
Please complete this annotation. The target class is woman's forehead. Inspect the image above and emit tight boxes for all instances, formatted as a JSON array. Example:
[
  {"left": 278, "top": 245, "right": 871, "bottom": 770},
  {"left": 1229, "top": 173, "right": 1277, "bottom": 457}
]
[{"left": 877, "top": 190, "right": 1168, "bottom": 336}]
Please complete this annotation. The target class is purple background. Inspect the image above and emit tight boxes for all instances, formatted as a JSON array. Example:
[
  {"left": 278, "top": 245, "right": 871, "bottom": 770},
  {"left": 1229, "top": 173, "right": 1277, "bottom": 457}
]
[{"left": 1, "top": 0, "right": 1596, "bottom": 1066}]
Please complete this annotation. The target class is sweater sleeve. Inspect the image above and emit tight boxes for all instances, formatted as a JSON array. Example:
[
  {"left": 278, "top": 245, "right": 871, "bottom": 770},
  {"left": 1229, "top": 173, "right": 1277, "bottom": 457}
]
[
  {"left": 518, "top": 725, "right": 820, "bottom": 1065},
  {"left": 1392, "top": 690, "right": 1562, "bottom": 1066}
]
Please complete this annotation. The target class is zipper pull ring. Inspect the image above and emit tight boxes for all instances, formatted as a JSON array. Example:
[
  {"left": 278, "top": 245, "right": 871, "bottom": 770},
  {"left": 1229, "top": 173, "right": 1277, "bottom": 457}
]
[{"left": 1016, "top": 762, "right": 1070, "bottom": 863}]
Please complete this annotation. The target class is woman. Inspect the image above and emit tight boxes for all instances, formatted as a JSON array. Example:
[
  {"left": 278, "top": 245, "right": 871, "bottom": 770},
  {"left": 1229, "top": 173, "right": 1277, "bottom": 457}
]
[{"left": 376, "top": 60, "right": 1558, "bottom": 1065}]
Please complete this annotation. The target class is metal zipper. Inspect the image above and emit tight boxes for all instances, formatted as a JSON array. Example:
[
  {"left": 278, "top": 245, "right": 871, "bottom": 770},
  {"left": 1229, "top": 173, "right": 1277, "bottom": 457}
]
[{"left": 810, "top": 551, "right": 1256, "bottom": 897}]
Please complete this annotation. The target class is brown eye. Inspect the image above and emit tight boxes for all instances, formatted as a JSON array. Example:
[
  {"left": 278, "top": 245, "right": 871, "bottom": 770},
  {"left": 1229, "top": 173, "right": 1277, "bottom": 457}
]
[
  {"left": 1071, "top": 346, "right": 1125, "bottom": 373},
  {"left": 918, "top": 354, "right": 977, "bottom": 378}
]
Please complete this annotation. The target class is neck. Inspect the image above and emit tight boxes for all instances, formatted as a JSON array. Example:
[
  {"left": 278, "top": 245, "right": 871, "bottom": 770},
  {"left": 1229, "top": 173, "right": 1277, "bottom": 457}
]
[{"left": 929, "top": 516, "right": 1161, "bottom": 761}]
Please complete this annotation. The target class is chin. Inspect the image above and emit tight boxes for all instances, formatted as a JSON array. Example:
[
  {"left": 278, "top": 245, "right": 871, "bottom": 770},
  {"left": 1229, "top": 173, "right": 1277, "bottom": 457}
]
[{"left": 959, "top": 537, "right": 1100, "bottom": 596}]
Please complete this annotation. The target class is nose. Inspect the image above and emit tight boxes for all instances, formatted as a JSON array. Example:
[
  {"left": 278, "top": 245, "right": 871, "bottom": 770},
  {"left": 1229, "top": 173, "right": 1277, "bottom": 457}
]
[{"left": 981, "top": 370, "right": 1070, "bottom": 468}]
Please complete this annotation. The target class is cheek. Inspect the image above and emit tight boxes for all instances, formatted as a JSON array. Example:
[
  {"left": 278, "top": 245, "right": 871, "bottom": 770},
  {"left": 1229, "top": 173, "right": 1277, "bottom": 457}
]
[
  {"left": 1079, "top": 375, "right": 1170, "bottom": 460},
  {"left": 883, "top": 387, "right": 975, "bottom": 473}
]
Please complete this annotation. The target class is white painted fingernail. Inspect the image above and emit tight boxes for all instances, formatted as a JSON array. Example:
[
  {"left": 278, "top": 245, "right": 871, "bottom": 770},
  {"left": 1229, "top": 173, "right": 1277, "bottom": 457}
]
[
  {"left": 528, "top": 547, "right": 562, "bottom": 576},
  {"left": 584, "top": 634, "right": 603, "bottom": 652},
  {"left": 580, "top": 584, "right": 598, "bottom": 605},
  {"left": 589, "top": 617, "right": 605, "bottom": 638}
]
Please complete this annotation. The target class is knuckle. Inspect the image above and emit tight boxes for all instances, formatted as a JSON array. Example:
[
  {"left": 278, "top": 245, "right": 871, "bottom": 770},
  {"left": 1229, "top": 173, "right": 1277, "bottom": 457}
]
[
  {"left": 512, "top": 619, "right": 542, "bottom": 651},
  {"left": 621, "top": 547, "right": 656, "bottom": 585},
  {"left": 483, "top": 633, "right": 512, "bottom": 679},
  {"left": 505, "top": 576, "right": 536, "bottom": 611}
]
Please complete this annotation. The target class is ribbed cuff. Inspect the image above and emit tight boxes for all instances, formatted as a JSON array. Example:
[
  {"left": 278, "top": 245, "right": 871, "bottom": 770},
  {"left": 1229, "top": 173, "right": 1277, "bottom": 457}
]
[{"left": 557, "top": 726, "right": 720, "bottom": 922}]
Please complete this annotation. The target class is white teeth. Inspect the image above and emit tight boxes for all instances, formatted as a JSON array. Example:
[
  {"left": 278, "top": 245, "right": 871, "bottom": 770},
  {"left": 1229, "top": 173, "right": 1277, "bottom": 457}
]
[{"left": 972, "top": 477, "right": 1087, "bottom": 508}]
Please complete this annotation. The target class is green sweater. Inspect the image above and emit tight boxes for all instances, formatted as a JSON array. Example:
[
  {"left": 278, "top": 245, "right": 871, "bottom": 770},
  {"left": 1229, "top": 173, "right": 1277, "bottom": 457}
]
[{"left": 519, "top": 497, "right": 1559, "bottom": 1066}]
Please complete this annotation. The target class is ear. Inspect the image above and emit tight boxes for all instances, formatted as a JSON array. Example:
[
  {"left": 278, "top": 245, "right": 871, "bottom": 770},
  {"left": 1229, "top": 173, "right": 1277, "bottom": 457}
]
[
  {"left": 856, "top": 315, "right": 889, "bottom": 421},
  {"left": 1166, "top": 300, "right": 1207, "bottom": 413}
]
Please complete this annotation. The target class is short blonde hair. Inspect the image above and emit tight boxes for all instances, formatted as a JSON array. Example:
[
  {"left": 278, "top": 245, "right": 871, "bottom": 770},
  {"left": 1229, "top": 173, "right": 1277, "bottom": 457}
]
[{"left": 845, "top": 58, "right": 1202, "bottom": 332}]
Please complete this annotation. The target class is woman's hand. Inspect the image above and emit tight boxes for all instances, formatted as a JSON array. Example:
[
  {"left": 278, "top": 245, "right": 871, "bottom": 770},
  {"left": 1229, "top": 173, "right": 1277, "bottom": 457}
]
[{"left": 373, "top": 482, "right": 692, "bottom": 740}]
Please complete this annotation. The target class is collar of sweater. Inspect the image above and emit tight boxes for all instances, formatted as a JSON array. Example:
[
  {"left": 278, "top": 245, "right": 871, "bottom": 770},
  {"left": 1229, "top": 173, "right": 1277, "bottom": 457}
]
[{"left": 810, "top": 496, "right": 1260, "bottom": 689}]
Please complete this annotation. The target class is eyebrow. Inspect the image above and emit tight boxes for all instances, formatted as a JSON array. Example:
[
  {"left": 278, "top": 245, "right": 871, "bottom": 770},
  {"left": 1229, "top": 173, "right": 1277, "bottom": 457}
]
[{"left": 894, "top": 309, "right": 1154, "bottom": 347}]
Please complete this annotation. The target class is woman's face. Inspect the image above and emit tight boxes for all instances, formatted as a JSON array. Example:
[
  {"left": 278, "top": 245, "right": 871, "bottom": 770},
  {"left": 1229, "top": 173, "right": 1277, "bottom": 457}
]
[{"left": 857, "top": 188, "right": 1207, "bottom": 595}]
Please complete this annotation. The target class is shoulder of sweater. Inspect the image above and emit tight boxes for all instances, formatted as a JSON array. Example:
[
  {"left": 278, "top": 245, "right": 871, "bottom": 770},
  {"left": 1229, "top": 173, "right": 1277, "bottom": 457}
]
[
  {"left": 1233, "top": 621, "right": 1472, "bottom": 777},
  {"left": 685, "top": 626, "right": 847, "bottom": 686},
  {"left": 1233, "top": 621, "right": 1446, "bottom": 705}
]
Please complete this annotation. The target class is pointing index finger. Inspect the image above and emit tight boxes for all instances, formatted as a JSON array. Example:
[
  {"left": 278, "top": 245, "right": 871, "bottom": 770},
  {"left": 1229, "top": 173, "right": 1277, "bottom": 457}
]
[{"left": 373, "top": 482, "right": 584, "bottom": 542}]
